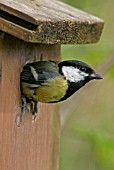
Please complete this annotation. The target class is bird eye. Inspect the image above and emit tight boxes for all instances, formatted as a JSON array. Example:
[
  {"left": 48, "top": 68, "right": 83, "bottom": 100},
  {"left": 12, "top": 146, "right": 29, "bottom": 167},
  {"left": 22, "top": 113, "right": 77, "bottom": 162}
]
[{"left": 80, "top": 67, "right": 86, "bottom": 72}]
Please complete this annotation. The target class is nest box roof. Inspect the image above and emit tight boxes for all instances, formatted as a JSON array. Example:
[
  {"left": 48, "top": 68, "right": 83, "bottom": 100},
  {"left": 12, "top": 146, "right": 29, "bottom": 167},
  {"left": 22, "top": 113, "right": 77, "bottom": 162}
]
[{"left": 0, "top": 0, "right": 104, "bottom": 44}]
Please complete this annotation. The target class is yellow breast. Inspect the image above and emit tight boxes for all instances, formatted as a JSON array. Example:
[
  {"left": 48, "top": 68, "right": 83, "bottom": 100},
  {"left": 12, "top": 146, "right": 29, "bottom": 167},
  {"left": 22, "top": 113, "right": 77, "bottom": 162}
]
[{"left": 34, "top": 76, "right": 68, "bottom": 103}]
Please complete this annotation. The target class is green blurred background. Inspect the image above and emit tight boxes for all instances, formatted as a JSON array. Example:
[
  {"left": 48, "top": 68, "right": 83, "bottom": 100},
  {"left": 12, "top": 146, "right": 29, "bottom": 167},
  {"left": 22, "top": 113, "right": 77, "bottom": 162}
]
[{"left": 60, "top": 0, "right": 114, "bottom": 170}]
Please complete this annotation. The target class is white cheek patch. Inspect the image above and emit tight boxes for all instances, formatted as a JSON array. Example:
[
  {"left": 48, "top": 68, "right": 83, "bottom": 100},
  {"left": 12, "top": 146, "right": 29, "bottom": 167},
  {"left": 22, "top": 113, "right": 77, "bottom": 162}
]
[{"left": 62, "top": 66, "right": 88, "bottom": 82}]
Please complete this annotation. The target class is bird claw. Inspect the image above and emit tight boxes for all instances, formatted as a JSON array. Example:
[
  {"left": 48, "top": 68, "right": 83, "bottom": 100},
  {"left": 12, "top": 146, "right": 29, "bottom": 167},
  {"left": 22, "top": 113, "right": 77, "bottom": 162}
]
[
  {"left": 32, "top": 114, "right": 37, "bottom": 120},
  {"left": 21, "top": 95, "right": 29, "bottom": 115},
  {"left": 21, "top": 95, "right": 38, "bottom": 120},
  {"left": 31, "top": 101, "right": 38, "bottom": 120}
]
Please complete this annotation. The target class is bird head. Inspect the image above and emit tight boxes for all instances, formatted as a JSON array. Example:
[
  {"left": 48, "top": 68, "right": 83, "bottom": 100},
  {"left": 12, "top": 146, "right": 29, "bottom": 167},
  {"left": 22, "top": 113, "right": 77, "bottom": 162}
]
[{"left": 58, "top": 60, "right": 102, "bottom": 84}]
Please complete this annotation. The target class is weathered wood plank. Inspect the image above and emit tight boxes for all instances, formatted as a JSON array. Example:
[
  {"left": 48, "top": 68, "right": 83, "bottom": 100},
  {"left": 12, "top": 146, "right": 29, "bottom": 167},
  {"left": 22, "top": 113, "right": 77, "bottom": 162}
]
[
  {"left": 0, "top": 0, "right": 104, "bottom": 44},
  {"left": 0, "top": 18, "right": 36, "bottom": 41},
  {"left": 0, "top": 33, "right": 60, "bottom": 170},
  {"left": 0, "top": 0, "right": 104, "bottom": 23}
]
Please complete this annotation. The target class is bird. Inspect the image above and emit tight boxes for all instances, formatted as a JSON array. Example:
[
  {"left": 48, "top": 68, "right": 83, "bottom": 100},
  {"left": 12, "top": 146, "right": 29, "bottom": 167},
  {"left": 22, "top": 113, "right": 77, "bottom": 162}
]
[{"left": 20, "top": 60, "right": 102, "bottom": 119}]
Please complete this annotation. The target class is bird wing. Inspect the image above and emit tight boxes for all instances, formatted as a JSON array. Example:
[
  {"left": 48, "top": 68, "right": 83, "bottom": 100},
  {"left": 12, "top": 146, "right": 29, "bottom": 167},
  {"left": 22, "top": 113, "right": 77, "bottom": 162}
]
[{"left": 20, "top": 61, "right": 60, "bottom": 85}]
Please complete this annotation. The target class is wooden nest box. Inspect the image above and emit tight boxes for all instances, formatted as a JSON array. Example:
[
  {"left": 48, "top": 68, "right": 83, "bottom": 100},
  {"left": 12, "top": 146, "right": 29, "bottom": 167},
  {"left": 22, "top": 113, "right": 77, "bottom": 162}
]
[{"left": 0, "top": 0, "right": 104, "bottom": 170}]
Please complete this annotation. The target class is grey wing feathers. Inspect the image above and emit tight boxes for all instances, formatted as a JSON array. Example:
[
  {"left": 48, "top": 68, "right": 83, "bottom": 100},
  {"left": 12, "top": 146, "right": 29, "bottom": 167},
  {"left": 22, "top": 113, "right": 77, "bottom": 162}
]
[
  {"left": 20, "top": 65, "right": 39, "bottom": 84},
  {"left": 20, "top": 61, "right": 60, "bottom": 85}
]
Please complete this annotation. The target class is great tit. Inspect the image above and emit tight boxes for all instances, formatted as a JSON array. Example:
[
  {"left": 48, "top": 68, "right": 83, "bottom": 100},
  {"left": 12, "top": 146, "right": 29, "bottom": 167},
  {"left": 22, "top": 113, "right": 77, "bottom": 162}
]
[{"left": 20, "top": 60, "right": 102, "bottom": 119}]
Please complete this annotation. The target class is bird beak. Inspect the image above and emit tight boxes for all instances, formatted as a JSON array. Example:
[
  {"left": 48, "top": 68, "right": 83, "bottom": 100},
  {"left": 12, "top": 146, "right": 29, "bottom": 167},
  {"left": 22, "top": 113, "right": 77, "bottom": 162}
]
[{"left": 90, "top": 73, "right": 103, "bottom": 80}]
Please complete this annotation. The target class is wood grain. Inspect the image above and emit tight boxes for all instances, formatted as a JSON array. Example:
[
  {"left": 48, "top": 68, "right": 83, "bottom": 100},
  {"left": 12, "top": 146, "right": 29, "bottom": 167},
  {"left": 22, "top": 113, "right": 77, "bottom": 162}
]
[
  {"left": 0, "top": 32, "right": 60, "bottom": 170},
  {"left": 0, "top": 0, "right": 104, "bottom": 44}
]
